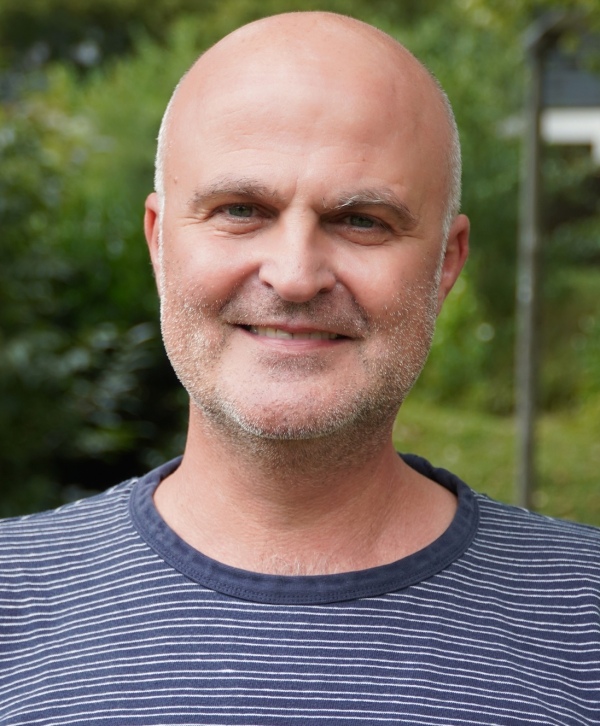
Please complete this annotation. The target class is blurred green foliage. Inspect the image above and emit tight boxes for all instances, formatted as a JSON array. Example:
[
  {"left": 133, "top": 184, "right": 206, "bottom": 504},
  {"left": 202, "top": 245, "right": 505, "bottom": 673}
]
[
  {"left": 1, "top": 0, "right": 599, "bottom": 515},
  {"left": 396, "top": 391, "right": 600, "bottom": 526}
]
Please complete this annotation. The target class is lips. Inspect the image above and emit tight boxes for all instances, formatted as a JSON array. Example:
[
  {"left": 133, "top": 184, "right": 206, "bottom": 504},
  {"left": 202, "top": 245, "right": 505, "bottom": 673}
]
[
  {"left": 245, "top": 326, "right": 343, "bottom": 340},
  {"left": 221, "top": 289, "right": 369, "bottom": 340}
]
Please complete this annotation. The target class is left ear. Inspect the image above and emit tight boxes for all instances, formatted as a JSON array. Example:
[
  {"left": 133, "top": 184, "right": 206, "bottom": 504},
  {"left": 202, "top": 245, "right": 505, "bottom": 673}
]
[{"left": 436, "top": 214, "right": 470, "bottom": 313}]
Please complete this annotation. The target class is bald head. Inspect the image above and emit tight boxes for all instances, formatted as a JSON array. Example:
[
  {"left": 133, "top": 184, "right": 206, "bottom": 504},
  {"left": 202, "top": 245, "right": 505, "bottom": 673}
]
[{"left": 154, "top": 12, "right": 461, "bottom": 238}]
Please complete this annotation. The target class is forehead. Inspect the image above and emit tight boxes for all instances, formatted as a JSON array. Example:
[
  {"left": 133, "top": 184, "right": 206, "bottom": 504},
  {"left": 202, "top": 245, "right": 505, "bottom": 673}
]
[{"left": 163, "top": 28, "right": 450, "bottom": 218}]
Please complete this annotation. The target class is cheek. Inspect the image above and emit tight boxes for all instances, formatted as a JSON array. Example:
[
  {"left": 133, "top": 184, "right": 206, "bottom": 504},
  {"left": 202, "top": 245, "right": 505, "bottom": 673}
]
[
  {"left": 355, "top": 260, "right": 441, "bottom": 350},
  {"left": 346, "top": 251, "right": 440, "bottom": 324},
  {"left": 160, "top": 239, "right": 253, "bottom": 311}
]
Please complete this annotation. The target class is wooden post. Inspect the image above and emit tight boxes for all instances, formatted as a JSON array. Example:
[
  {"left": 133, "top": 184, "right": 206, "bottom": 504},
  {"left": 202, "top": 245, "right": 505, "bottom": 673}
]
[{"left": 515, "top": 14, "right": 570, "bottom": 509}]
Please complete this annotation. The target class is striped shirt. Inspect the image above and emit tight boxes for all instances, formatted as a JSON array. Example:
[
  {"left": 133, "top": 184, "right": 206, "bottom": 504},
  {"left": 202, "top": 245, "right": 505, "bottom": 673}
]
[{"left": 1, "top": 454, "right": 599, "bottom": 724}]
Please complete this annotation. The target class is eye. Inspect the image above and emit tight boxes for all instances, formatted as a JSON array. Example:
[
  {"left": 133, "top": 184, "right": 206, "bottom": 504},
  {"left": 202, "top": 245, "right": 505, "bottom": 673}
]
[
  {"left": 208, "top": 201, "right": 273, "bottom": 235},
  {"left": 336, "top": 212, "right": 389, "bottom": 232},
  {"left": 345, "top": 214, "right": 377, "bottom": 229},
  {"left": 325, "top": 210, "right": 394, "bottom": 246},
  {"left": 224, "top": 204, "right": 255, "bottom": 218}
]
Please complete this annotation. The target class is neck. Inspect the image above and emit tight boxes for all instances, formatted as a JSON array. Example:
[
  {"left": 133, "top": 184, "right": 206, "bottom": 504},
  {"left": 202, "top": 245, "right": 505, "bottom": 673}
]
[{"left": 153, "top": 406, "right": 457, "bottom": 575}]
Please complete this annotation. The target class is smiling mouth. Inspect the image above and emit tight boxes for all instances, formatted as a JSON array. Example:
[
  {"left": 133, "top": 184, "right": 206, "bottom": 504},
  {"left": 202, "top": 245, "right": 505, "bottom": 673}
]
[{"left": 242, "top": 326, "right": 344, "bottom": 341}]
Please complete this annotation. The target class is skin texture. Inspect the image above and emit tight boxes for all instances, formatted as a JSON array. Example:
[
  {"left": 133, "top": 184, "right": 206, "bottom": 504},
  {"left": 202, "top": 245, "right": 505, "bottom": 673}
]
[{"left": 144, "top": 12, "right": 470, "bottom": 575}]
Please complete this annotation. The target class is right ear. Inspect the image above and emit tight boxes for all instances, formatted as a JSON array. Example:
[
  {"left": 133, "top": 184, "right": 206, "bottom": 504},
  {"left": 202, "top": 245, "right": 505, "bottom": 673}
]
[{"left": 144, "top": 192, "right": 162, "bottom": 295}]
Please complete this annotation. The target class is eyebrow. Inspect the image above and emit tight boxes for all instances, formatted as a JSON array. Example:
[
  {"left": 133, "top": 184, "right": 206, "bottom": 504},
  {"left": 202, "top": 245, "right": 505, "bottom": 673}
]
[
  {"left": 187, "top": 178, "right": 281, "bottom": 213},
  {"left": 329, "top": 190, "right": 419, "bottom": 231}
]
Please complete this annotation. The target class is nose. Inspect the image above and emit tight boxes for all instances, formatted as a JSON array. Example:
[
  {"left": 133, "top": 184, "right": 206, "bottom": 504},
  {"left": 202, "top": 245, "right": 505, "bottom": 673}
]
[{"left": 257, "top": 215, "right": 337, "bottom": 302}]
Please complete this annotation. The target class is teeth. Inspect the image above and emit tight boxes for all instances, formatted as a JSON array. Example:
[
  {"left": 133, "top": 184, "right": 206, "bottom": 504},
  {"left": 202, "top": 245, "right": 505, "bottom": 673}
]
[{"left": 250, "top": 326, "right": 339, "bottom": 340}]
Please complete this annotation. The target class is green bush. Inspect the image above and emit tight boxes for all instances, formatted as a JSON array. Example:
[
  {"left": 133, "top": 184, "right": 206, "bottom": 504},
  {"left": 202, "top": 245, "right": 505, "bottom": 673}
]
[{"left": 1, "top": 1, "right": 599, "bottom": 515}]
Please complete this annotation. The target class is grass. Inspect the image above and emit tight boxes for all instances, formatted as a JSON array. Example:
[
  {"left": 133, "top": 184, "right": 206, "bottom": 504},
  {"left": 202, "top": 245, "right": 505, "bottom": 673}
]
[{"left": 393, "top": 396, "right": 600, "bottom": 527}]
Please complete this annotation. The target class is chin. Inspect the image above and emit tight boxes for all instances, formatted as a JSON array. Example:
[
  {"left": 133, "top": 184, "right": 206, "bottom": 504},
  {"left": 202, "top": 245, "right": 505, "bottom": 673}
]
[
  {"left": 223, "top": 411, "right": 350, "bottom": 441},
  {"left": 192, "top": 387, "right": 403, "bottom": 443}
]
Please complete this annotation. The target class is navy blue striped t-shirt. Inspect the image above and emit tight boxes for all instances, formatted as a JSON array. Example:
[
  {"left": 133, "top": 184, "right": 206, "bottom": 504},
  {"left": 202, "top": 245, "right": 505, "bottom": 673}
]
[{"left": 1, "top": 454, "right": 599, "bottom": 724}]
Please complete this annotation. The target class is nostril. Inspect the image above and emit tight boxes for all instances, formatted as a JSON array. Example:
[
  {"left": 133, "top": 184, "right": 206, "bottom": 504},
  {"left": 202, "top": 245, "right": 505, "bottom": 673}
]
[{"left": 257, "top": 264, "right": 336, "bottom": 304}]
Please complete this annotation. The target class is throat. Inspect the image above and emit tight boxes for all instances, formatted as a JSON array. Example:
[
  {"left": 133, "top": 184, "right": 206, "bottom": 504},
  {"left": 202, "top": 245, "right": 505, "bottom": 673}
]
[{"left": 154, "top": 425, "right": 456, "bottom": 577}]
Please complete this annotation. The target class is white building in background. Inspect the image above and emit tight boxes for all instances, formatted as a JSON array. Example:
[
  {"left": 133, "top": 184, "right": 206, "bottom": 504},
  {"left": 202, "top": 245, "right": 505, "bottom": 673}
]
[{"left": 541, "top": 38, "right": 600, "bottom": 164}]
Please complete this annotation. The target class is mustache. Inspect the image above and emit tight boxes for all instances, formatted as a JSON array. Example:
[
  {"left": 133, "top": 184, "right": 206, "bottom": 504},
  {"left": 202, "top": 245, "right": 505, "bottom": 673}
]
[{"left": 219, "top": 289, "right": 370, "bottom": 339}]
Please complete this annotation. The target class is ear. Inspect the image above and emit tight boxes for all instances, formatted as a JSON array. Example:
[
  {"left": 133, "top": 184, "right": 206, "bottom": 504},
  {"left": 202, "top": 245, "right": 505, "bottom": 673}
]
[
  {"left": 144, "top": 192, "right": 162, "bottom": 295},
  {"left": 436, "top": 214, "right": 470, "bottom": 313}
]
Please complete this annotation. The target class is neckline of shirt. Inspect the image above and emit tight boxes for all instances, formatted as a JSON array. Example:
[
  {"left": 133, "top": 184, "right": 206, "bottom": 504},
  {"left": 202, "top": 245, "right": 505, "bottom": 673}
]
[{"left": 129, "top": 454, "right": 479, "bottom": 604}]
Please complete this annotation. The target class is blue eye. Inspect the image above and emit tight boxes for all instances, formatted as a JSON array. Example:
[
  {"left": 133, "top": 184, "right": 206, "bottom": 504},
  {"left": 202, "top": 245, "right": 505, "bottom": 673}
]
[{"left": 227, "top": 204, "right": 254, "bottom": 217}]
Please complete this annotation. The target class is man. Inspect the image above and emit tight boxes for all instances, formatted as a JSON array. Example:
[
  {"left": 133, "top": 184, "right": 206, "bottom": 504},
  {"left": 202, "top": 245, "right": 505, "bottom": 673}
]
[{"left": 1, "top": 11, "right": 598, "bottom": 725}]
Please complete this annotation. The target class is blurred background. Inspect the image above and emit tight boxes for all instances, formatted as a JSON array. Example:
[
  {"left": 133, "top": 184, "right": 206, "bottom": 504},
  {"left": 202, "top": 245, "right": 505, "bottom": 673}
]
[{"left": 1, "top": 0, "right": 599, "bottom": 521}]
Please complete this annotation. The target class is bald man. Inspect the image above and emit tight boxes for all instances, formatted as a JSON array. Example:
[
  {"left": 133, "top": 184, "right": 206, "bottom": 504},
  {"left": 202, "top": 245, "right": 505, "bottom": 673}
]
[{"left": 1, "top": 12, "right": 599, "bottom": 725}]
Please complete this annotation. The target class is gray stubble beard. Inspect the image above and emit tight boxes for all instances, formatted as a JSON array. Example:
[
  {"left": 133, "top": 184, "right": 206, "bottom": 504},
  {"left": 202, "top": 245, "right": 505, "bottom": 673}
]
[{"left": 158, "top": 270, "right": 439, "bottom": 476}]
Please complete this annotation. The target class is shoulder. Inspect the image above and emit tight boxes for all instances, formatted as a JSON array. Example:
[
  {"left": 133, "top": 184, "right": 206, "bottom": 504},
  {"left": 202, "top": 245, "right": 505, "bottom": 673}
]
[
  {"left": 0, "top": 459, "right": 180, "bottom": 582},
  {"left": 475, "top": 493, "right": 600, "bottom": 561},
  {"left": 403, "top": 452, "right": 600, "bottom": 584},
  {"left": 0, "top": 457, "right": 182, "bottom": 546},
  {"left": 0, "top": 479, "right": 137, "bottom": 557},
  {"left": 0, "top": 477, "right": 157, "bottom": 622}
]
